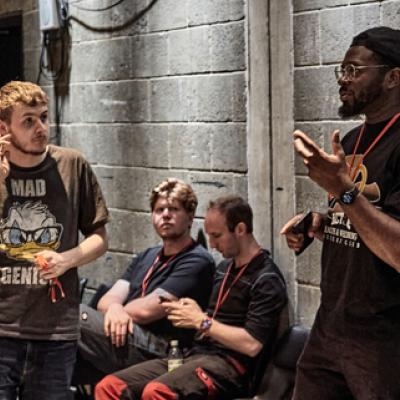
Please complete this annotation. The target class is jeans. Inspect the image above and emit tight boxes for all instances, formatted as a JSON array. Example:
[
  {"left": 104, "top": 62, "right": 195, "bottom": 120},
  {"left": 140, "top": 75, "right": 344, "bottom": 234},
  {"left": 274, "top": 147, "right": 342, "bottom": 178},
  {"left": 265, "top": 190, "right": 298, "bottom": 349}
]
[{"left": 0, "top": 337, "right": 77, "bottom": 400}]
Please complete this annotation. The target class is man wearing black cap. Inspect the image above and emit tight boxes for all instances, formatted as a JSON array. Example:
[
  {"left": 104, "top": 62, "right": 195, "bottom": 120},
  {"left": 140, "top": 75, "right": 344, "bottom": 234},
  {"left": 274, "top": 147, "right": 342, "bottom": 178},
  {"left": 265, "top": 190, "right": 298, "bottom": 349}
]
[{"left": 281, "top": 26, "right": 400, "bottom": 399}]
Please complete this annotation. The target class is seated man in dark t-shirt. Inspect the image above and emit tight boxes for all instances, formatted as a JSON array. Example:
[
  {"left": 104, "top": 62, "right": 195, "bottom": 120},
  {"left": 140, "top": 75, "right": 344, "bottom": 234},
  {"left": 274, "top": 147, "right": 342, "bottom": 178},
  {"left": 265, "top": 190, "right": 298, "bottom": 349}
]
[
  {"left": 95, "top": 195, "right": 288, "bottom": 400},
  {"left": 73, "top": 178, "right": 215, "bottom": 385}
]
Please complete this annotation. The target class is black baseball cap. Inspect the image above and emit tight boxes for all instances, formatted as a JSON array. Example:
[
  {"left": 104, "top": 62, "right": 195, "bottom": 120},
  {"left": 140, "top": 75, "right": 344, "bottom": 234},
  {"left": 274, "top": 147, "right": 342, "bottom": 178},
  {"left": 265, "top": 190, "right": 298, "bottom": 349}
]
[{"left": 351, "top": 26, "right": 400, "bottom": 67}]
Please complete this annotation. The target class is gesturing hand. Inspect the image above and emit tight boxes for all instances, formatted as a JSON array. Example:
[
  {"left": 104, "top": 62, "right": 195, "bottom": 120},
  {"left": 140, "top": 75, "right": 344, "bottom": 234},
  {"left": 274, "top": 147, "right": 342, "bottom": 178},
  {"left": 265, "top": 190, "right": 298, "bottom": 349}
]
[{"left": 293, "top": 130, "right": 353, "bottom": 197}]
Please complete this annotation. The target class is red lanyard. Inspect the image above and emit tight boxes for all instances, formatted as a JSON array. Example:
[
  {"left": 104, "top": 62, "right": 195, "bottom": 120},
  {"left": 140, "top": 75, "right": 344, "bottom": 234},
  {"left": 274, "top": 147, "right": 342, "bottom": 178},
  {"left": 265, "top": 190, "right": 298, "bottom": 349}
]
[
  {"left": 35, "top": 255, "right": 65, "bottom": 303},
  {"left": 141, "top": 252, "right": 176, "bottom": 296},
  {"left": 348, "top": 112, "right": 400, "bottom": 180},
  {"left": 212, "top": 248, "right": 263, "bottom": 319},
  {"left": 141, "top": 241, "right": 193, "bottom": 297}
]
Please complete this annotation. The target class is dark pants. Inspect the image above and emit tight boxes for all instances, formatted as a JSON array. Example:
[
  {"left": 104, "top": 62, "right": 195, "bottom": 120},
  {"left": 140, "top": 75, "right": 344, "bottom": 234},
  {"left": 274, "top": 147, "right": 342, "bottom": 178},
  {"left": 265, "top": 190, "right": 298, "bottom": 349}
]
[
  {"left": 73, "top": 305, "right": 167, "bottom": 385},
  {"left": 293, "top": 310, "right": 400, "bottom": 400},
  {"left": 95, "top": 353, "right": 247, "bottom": 400},
  {"left": 0, "top": 337, "right": 77, "bottom": 400}
]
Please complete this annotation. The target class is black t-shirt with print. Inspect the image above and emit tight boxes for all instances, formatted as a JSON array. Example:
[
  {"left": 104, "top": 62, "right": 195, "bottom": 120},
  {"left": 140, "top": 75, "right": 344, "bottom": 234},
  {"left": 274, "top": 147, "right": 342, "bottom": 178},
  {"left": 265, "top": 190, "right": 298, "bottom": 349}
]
[
  {"left": 121, "top": 242, "right": 215, "bottom": 347},
  {"left": 0, "top": 145, "right": 109, "bottom": 340},
  {"left": 321, "top": 116, "right": 400, "bottom": 332},
  {"left": 193, "top": 249, "right": 287, "bottom": 368}
]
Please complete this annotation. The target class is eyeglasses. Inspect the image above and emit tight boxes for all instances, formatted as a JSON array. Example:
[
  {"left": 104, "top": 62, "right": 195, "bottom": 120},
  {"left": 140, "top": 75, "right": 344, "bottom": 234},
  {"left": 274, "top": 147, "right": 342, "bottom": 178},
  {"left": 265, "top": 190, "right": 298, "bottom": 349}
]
[
  {"left": 334, "top": 64, "right": 389, "bottom": 81},
  {"left": 0, "top": 226, "right": 62, "bottom": 246}
]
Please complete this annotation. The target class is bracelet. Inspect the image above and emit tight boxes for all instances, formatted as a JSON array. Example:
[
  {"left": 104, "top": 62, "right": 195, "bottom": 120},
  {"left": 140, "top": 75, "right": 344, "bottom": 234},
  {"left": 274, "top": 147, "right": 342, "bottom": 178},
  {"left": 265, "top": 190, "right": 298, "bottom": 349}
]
[{"left": 199, "top": 316, "right": 213, "bottom": 335}]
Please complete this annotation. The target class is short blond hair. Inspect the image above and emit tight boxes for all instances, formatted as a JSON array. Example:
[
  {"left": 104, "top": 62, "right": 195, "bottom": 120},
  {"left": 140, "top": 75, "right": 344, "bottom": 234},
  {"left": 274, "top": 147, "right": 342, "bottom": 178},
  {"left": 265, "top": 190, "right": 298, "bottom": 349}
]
[
  {"left": 0, "top": 81, "right": 48, "bottom": 123},
  {"left": 150, "top": 178, "right": 198, "bottom": 214}
]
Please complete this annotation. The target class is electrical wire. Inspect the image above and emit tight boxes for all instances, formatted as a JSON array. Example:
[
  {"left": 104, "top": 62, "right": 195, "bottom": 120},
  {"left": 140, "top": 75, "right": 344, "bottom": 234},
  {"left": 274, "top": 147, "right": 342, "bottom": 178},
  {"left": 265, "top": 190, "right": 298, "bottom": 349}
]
[
  {"left": 69, "top": 0, "right": 158, "bottom": 32},
  {"left": 36, "top": 27, "right": 68, "bottom": 145},
  {"left": 68, "top": 0, "right": 125, "bottom": 12},
  {"left": 36, "top": 31, "right": 66, "bottom": 83},
  {"left": 34, "top": 0, "right": 157, "bottom": 144},
  {"left": 36, "top": 0, "right": 71, "bottom": 84},
  {"left": 59, "top": 0, "right": 70, "bottom": 22}
]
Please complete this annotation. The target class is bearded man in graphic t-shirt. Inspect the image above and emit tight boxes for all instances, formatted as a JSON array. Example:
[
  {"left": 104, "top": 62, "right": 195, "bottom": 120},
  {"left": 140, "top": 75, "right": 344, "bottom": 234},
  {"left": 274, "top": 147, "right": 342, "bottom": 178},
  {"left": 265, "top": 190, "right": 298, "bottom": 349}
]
[
  {"left": 282, "top": 27, "right": 400, "bottom": 399},
  {"left": 0, "top": 81, "right": 109, "bottom": 399}
]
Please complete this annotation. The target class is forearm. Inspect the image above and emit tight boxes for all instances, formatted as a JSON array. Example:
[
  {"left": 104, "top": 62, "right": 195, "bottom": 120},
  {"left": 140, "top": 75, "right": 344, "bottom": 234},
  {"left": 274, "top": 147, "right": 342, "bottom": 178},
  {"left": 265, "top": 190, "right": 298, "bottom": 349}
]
[
  {"left": 124, "top": 290, "right": 169, "bottom": 324},
  {"left": 61, "top": 226, "right": 108, "bottom": 270},
  {"left": 97, "top": 280, "right": 129, "bottom": 313},
  {"left": 164, "top": 299, "right": 262, "bottom": 356},
  {"left": 205, "top": 320, "right": 262, "bottom": 357},
  {"left": 343, "top": 194, "right": 400, "bottom": 272},
  {"left": 35, "top": 226, "right": 108, "bottom": 281},
  {"left": 97, "top": 294, "right": 125, "bottom": 313}
]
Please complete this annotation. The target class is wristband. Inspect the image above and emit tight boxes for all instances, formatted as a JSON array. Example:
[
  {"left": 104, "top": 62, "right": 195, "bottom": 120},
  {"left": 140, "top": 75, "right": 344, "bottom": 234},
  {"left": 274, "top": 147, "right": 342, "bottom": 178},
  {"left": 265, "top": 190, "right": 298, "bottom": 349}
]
[
  {"left": 338, "top": 185, "right": 359, "bottom": 205},
  {"left": 199, "top": 316, "right": 213, "bottom": 335}
]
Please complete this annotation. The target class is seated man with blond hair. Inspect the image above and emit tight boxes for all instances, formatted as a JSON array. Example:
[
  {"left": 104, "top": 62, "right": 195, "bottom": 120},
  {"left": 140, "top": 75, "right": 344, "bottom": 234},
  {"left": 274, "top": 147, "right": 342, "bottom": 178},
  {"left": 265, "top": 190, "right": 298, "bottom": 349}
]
[{"left": 74, "top": 178, "right": 215, "bottom": 386}]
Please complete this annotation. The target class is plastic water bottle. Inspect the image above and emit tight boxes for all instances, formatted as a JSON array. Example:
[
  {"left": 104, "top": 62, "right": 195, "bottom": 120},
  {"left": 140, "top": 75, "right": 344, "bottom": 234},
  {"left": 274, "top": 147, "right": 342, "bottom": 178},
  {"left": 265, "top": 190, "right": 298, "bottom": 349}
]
[{"left": 167, "top": 340, "right": 183, "bottom": 372}]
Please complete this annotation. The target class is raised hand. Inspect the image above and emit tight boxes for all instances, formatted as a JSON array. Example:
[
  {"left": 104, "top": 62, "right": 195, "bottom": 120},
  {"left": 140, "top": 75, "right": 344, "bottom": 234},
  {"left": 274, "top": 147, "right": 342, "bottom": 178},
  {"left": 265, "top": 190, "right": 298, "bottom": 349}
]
[
  {"left": 293, "top": 129, "right": 353, "bottom": 197},
  {"left": 0, "top": 133, "right": 11, "bottom": 180}
]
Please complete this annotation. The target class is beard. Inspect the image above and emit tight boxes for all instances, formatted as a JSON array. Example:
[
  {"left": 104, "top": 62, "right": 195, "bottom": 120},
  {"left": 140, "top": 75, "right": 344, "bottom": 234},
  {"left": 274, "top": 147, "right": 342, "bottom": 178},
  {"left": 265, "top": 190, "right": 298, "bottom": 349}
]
[
  {"left": 338, "top": 76, "right": 385, "bottom": 119},
  {"left": 156, "top": 223, "right": 191, "bottom": 242},
  {"left": 158, "top": 230, "right": 185, "bottom": 240},
  {"left": 339, "top": 96, "right": 370, "bottom": 119},
  {"left": 11, "top": 136, "right": 47, "bottom": 156}
]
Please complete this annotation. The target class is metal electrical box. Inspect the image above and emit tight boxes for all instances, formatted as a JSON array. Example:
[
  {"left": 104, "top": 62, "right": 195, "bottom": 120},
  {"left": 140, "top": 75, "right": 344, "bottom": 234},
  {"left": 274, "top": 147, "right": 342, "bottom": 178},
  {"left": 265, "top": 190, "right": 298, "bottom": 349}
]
[{"left": 38, "top": 0, "right": 60, "bottom": 31}]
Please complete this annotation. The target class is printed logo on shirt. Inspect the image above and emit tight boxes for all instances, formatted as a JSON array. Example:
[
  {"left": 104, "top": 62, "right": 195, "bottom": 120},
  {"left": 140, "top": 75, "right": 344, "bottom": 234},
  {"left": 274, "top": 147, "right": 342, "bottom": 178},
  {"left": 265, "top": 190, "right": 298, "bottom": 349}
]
[
  {"left": 324, "top": 213, "right": 360, "bottom": 249},
  {"left": 0, "top": 201, "right": 63, "bottom": 285},
  {"left": 11, "top": 179, "right": 46, "bottom": 197},
  {"left": 325, "top": 154, "right": 380, "bottom": 249},
  {"left": 0, "top": 265, "right": 47, "bottom": 285},
  {"left": 329, "top": 154, "right": 381, "bottom": 211}
]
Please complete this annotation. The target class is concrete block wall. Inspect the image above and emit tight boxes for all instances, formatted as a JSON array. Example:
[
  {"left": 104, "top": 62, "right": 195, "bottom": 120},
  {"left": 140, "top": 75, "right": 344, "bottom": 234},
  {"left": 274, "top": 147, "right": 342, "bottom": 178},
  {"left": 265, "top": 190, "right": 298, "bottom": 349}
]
[
  {"left": 0, "top": 0, "right": 247, "bottom": 288},
  {"left": 292, "top": 0, "right": 400, "bottom": 325},
  {"left": 3, "top": 0, "right": 399, "bottom": 320}
]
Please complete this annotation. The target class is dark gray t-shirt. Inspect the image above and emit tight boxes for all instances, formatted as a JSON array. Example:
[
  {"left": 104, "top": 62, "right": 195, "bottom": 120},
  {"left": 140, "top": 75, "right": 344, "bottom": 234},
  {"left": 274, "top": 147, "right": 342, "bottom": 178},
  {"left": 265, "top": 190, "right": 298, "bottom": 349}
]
[
  {"left": 195, "top": 250, "right": 287, "bottom": 368},
  {"left": 0, "top": 145, "right": 109, "bottom": 340}
]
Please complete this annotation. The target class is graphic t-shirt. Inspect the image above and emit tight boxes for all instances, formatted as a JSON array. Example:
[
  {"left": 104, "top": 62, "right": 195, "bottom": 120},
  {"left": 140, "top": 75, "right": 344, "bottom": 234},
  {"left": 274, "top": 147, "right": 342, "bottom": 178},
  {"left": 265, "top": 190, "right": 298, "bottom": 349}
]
[
  {"left": 321, "top": 116, "right": 400, "bottom": 328},
  {"left": 0, "top": 145, "right": 109, "bottom": 340}
]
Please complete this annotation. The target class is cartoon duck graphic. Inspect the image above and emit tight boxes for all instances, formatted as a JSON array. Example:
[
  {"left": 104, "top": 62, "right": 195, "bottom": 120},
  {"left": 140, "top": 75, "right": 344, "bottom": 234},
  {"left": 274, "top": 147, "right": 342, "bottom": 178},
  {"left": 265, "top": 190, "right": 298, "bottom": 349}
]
[{"left": 0, "top": 201, "right": 63, "bottom": 262}]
